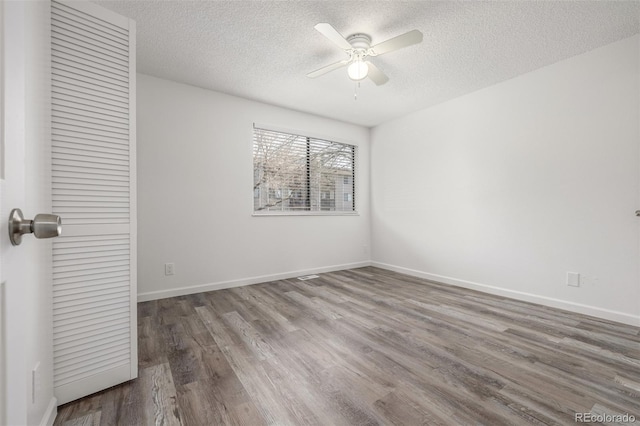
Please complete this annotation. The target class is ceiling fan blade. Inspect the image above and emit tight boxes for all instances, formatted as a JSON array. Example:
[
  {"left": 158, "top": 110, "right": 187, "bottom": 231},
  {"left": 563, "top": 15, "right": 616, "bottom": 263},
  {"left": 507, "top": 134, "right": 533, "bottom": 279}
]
[
  {"left": 306, "top": 60, "right": 349, "bottom": 78},
  {"left": 371, "top": 29, "right": 423, "bottom": 56},
  {"left": 314, "top": 23, "right": 352, "bottom": 50},
  {"left": 365, "top": 62, "right": 389, "bottom": 86}
]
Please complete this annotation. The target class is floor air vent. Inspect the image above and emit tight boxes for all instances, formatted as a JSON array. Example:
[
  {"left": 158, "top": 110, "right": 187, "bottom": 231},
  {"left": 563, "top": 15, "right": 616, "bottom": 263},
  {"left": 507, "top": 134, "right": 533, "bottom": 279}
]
[{"left": 298, "top": 274, "right": 320, "bottom": 281}]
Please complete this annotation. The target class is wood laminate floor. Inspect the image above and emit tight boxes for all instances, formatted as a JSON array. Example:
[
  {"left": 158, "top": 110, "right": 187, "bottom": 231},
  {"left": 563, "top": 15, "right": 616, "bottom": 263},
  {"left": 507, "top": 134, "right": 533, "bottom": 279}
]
[{"left": 54, "top": 267, "right": 640, "bottom": 426}]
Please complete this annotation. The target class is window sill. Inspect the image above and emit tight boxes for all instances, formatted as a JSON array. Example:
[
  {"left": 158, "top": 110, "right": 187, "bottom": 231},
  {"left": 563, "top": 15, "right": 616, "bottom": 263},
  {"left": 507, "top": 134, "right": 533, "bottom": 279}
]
[{"left": 252, "top": 211, "right": 360, "bottom": 217}]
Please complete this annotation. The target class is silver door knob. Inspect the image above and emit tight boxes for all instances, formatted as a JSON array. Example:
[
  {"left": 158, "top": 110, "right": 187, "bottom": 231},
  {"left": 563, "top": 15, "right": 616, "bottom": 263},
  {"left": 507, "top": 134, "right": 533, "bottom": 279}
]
[
  {"left": 636, "top": 210, "right": 640, "bottom": 217},
  {"left": 8, "top": 208, "right": 62, "bottom": 246}
]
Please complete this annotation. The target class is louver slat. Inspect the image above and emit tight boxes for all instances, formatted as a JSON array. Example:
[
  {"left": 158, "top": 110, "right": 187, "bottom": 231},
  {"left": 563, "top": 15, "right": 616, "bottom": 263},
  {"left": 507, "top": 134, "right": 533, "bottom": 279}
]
[{"left": 51, "top": 0, "right": 136, "bottom": 405}]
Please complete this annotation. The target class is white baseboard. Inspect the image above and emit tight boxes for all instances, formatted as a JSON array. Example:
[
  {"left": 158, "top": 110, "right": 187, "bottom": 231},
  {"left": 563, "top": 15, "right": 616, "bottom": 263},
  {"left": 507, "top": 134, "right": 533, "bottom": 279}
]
[
  {"left": 40, "top": 397, "right": 57, "bottom": 426},
  {"left": 137, "top": 260, "right": 639, "bottom": 327},
  {"left": 137, "top": 261, "right": 372, "bottom": 302},
  {"left": 372, "top": 261, "right": 640, "bottom": 327}
]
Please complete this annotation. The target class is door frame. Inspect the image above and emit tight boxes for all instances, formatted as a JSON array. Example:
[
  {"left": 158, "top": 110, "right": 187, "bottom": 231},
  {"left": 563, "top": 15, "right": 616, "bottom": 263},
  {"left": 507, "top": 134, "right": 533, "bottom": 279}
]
[{"left": 1, "top": 2, "right": 57, "bottom": 425}]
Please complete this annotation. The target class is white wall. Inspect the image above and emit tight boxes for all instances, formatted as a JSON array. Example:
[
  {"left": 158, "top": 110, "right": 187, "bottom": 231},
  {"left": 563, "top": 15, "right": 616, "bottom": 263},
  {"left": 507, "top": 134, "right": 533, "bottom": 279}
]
[
  {"left": 137, "top": 75, "right": 370, "bottom": 300},
  {"left": 371, "top": 35, "right": 640, "bottom": 326}
]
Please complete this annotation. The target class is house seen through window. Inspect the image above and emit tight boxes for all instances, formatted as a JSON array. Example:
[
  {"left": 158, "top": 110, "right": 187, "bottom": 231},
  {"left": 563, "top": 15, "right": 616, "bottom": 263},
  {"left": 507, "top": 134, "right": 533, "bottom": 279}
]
[{"left": 253, "top": 127, "right": 356, "bottom": 213}]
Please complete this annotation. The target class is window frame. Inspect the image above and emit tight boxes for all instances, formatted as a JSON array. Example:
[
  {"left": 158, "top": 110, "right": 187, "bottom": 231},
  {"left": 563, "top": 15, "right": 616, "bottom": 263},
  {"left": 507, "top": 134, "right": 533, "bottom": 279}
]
[{"left": 252, "top": 123, "right": 359, "bottom": 217}]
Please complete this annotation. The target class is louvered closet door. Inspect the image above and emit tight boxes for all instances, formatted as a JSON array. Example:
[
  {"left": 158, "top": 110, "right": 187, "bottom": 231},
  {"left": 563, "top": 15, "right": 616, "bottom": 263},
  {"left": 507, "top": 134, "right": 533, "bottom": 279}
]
[{"left": 51, "top": 0, "right": 137, "bottom": 405}]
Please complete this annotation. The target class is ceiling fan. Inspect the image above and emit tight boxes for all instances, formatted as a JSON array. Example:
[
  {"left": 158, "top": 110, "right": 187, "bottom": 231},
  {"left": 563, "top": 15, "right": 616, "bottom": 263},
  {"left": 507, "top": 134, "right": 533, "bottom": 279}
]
[{"left": 307, "top": 23, "right": 423, "bottom": 85}]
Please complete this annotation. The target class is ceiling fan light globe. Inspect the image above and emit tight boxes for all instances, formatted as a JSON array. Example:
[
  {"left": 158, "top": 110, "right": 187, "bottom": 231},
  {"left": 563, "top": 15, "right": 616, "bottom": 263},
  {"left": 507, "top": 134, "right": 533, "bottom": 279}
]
[{"left": 347, "top": 61, "right": 369, "bottom": 81}]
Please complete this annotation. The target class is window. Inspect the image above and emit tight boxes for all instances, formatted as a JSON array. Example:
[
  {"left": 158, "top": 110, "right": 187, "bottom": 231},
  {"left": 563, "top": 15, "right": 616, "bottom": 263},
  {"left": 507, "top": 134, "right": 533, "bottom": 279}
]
[{"left": 253, "top": 126, "right": 356, "bottom": 213}]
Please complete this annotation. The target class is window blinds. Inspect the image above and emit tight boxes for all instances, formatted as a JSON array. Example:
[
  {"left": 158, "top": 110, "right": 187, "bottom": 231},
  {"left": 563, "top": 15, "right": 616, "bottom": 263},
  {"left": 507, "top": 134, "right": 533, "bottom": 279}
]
[{"left": 253, "top": 127, "right": 356, "bottom": 213}]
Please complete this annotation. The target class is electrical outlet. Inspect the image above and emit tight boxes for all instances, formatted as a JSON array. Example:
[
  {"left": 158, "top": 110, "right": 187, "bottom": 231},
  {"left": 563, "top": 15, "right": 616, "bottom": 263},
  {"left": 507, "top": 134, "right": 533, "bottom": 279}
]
[
  {"left": 567, "top": 272, "right": 580, "bottom": 287},
  {"left": 165, "top": 263, "right": 175, "bottom": 276}
]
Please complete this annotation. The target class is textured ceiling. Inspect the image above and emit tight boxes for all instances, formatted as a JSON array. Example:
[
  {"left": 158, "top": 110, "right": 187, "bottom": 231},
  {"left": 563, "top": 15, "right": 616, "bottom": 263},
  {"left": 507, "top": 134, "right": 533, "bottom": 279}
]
[{"left": 93, "top": 0, "right": 640, "bottom": 127}]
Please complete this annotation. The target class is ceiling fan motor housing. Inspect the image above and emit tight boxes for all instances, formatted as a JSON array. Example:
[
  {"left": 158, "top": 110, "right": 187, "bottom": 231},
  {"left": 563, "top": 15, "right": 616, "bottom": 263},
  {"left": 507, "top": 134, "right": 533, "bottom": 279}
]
[{"left": 347, "top": 33, "right": 372, "bottom": 51}]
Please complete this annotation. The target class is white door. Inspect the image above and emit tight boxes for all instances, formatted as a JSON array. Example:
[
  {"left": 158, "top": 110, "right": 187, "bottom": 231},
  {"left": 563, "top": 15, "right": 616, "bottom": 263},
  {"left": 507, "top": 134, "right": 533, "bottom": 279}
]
[
  {"left": 1, "top": 0, "right": 137, "bottom": 419},
  {"left": 1, "top": 1, "right": 57, "bottom": 425},
  {"left": 50, "top": 0, "right": 137, "bottom": 405}
]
